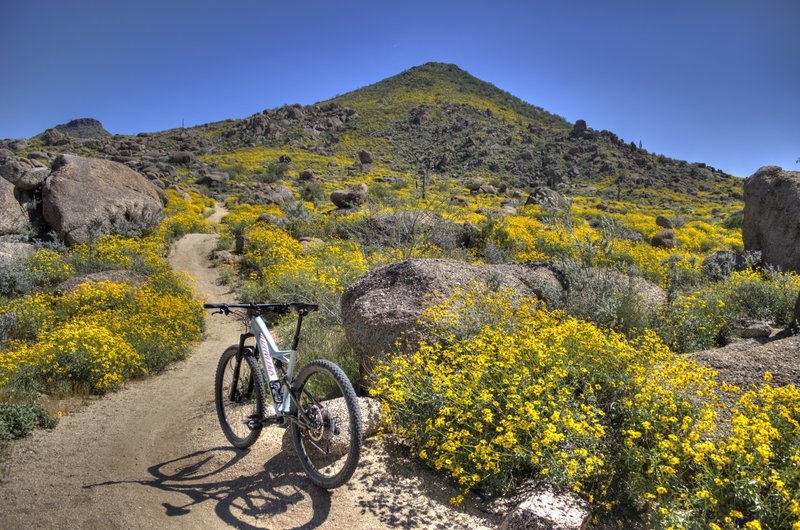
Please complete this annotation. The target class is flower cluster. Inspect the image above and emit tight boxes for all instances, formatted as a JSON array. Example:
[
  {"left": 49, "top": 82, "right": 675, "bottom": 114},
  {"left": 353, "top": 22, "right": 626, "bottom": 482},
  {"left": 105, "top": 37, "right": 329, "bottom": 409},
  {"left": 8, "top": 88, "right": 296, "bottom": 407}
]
[
  {"left": 0, "top": 274, "right": 203, "bottom": 393},
  {"left": 371, "top": 286, "right": 800, "bottom": 528},
  {"left": 156, "top": 188, "right": 214, "bottom": 241}
]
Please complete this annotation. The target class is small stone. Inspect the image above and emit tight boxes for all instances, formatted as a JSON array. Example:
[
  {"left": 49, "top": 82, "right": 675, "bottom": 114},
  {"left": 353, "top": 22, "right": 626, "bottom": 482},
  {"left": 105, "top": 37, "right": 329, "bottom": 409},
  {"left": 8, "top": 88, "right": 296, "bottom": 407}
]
[
  {"left": 500, "top": 484, "right": 591, "bottom": 530},
  {"left": 731, "top": 319, "right": 773, "bottom": 339}
]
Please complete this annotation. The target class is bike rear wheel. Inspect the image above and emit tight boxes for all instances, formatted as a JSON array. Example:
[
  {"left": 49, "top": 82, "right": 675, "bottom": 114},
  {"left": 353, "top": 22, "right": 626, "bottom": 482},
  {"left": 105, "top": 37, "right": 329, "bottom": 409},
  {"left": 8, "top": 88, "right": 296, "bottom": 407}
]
[
  {"left": 215, "top": 345, "right": 266, "bottom": 449},
  {"left": 291, "top": 359, "right": 362, "bottom": 488}
]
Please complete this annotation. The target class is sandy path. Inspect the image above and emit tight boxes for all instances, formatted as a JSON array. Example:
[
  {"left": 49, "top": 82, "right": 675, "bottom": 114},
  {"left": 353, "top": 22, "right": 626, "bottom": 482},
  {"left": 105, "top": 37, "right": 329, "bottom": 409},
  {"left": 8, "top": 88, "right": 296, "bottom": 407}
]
[{"left": 0, "top": 206, "right": 498, "bottom": 529}]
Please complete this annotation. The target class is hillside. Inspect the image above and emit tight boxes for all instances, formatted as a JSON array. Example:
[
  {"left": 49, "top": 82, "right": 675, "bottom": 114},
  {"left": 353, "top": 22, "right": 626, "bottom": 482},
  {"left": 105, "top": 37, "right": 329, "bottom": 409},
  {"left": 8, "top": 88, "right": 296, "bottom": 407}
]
[{"left": 9, "top": 63, "right": 741, "bottom": 210}]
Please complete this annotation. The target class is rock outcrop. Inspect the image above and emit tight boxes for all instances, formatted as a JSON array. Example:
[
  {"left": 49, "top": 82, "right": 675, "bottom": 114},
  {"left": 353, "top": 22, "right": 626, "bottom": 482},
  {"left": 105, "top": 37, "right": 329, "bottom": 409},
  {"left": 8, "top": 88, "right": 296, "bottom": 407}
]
[
  {"left": 743, "top": 166, "right": 800, "bottom": 272},
  {"left": 43, "top": 155, "right": 167, "bottom": 245},
  {"left": 331, "top": 183, "right": 368, "bottom": 209},
  {"left": 52, "top": 118, "right": 111, "bottom": 139},
  {"left": 0, "top": 149, "right": 50, "bottom": 191},
  {"left": 0, "top": 176, "right": 29, "bottom": 236}
]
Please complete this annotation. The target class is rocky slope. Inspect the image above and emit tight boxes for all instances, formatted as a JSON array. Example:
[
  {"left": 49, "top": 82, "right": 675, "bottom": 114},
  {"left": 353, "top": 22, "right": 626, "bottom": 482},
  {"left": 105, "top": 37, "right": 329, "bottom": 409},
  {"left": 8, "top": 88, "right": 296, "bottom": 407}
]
[{"left": 2, "top": 63, "right": 742, "bottom": 207}]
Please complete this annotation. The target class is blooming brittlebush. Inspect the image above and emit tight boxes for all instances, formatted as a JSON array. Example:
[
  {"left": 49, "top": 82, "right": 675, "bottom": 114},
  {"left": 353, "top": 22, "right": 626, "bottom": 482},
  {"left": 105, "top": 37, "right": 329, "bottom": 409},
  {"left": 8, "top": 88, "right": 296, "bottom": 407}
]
[
  {"left": 1, "top": 274, "right": 202, "bottom": 394},
  {"left": 371, "top": 285, "right": 800, "bottom": 528}
]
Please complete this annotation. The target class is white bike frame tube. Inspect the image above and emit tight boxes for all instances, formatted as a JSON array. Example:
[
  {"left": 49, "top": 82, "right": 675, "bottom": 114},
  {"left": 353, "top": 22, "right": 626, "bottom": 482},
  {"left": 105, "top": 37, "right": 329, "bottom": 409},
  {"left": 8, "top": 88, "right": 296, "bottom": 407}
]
[{"left": 251, "top": 315, "right": 296, "bottom": 415}]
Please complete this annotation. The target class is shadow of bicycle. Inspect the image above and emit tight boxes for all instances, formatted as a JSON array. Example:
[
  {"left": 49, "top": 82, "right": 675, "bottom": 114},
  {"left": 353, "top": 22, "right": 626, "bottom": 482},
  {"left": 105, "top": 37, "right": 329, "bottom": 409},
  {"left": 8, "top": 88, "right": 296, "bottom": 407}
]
[{"left": 88, "top": 447, "right": 330, "bottom": 530}]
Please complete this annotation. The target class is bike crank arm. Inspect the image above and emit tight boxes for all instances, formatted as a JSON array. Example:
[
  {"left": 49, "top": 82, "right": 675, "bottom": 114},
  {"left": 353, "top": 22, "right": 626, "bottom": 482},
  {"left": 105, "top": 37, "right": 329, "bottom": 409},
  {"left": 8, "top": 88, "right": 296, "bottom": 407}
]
[{"left": 244, "top": 414, "right": 284, "bottom": 429}]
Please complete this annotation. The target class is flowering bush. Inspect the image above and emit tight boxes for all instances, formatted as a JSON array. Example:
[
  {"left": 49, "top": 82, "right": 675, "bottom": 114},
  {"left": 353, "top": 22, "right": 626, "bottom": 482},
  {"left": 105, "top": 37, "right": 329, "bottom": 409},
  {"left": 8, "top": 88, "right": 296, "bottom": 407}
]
[
  {"left": 0, "top": 275, "right": 203, "bottom": 394},
  {"left": 659, "top": 268, "right": 800, "bottom": 353},
  {"left": 371, "top": 286, "right": 800, "bottom": 528},
  {"left": 157, "top": 188, "right": 213, "bottom": 242}
]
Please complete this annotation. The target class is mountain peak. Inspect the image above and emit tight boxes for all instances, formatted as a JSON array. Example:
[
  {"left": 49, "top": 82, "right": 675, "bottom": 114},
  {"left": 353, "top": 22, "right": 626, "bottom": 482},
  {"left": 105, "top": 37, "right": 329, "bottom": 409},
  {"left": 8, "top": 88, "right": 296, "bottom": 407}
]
[
  {"left": 52, "top": 118, "right": 111, "bottom": 139},
  {"left": 328, "top": 62, "right": 569, "bottom": 131}
]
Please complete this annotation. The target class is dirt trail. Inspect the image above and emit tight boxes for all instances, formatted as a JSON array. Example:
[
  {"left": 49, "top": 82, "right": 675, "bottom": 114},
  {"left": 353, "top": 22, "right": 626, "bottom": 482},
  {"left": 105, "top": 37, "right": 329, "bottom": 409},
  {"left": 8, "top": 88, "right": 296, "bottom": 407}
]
[{"left": 0, "top": 206, "right": 498, "bottom": 529}]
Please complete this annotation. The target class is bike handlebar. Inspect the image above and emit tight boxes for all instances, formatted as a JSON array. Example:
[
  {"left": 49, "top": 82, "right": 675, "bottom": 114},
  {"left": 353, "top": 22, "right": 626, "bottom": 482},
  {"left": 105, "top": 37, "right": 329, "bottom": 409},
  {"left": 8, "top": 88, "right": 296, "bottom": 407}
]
[{"left": 202, "top": 302, "right": 319, "bottom": 315}]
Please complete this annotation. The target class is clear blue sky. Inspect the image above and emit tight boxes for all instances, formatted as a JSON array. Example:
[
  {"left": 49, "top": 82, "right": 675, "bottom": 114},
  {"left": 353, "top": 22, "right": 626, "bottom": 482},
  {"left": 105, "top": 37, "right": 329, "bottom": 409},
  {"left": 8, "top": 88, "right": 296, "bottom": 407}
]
[{"left": 1, "top": 0, "right": 797, "bottom": 177}]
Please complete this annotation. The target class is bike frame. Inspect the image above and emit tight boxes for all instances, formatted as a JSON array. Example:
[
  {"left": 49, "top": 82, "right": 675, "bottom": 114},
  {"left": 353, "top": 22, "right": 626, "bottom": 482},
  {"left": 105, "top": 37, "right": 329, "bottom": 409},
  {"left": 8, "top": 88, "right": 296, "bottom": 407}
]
[
  {"left": 205, "top": 302, "right": 317, "bottom": 426},
  {"left": 232, "top": 307, "right": 310, "bottom": 417},
  {"left": 245, "top": 313, "right": 296, "bottom": 415}
]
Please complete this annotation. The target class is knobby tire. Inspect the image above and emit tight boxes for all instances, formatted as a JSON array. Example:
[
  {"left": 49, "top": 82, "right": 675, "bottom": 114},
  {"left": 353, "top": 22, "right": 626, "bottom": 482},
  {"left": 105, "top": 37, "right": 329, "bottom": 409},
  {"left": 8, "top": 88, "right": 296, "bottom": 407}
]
[
  {"left": 291, "top": 359, "right": 362, "bottom": 488},
  {"left": 215, "top": 345, "right": 266, "bottom": 449}
]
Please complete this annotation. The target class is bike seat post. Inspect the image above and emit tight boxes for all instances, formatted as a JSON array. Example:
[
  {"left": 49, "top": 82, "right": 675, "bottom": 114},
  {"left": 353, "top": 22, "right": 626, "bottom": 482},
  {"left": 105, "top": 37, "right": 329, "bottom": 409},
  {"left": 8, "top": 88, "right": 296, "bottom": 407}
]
[{"left": 291, "top": 310, "right": 306, "bottom": 351}]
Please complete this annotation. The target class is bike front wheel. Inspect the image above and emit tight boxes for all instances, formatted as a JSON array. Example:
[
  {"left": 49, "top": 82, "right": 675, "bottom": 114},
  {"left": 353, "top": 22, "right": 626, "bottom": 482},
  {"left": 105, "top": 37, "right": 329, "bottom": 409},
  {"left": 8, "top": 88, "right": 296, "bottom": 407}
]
[
  {"left": 215, "top": 345, "right": 266, "bottom": 449},
  {"left": 291, "top": 359, "right": 362, "bottom": 488}
]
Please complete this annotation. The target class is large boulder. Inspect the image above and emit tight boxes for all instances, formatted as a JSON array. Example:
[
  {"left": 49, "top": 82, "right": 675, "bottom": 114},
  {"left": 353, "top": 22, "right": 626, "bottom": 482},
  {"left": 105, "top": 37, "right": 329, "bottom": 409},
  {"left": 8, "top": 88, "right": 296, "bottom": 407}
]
[
  {"left": 525, "top": 187, "right": 569, "bottom": 210},
  {"left": 743, "top": 166, "right": 800, "bottom": 272},
  {"left": 342, "top": 259, "right": 667, "bottom": 386},
  {"left": 0, "top": 177, "right": 29, "bottom": 236},
  {"left": 655, "top": 215, "right": 673, "bottom": 229},
  {"left": 651, "top": 229, "right": 676, "bottom": 249},
  {"left": 254, "top": 183, "right": 293, "bottom": 205},
  {"left": 341, "top": 259, "right": 564, "bottom": 384},
  {"left": 0, "top": 241, "right": 36, "bottom": 261},
  {"left": 331, "top": 183, "right": 368, "bottom": 209},
  {"left": 168, "top": 151, "right": 196, "bottom": 165},
  {"left": 196, "top": 171, "right": 229, "bottom": 187},
  {"left": 357, "top": 150, "right": 373, "bottom": 164},
  {"left": 42, "top": 155, "right": 167, "bottom": 245}
]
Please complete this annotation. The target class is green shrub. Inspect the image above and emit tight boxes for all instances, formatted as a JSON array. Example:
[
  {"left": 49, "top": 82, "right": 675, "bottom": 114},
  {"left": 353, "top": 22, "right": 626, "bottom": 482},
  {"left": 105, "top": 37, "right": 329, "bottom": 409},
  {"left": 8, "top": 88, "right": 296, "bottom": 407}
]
[
  {"left": 254, "top": 161, "right": 288, "bottom": 183},
  {"left": 0, "top": 401, "right": 57, "bottom": 441},
  {"left": 300, "top": 181, "right": 325, "bottom": 204},
  {"left": 221, "top": 163, "right": 248, "bottom": 179},
  {"left": 725, "top": 267, "right": 798, "bottom": 326},
  {"left": 0, "top": 259, "right": 34, "bottom": 297},
  {"left": 721, "top": 209, "right": 744, "bottom": 230},
  {"left": 657, "top": 290, "right": 731, "bottom": 353},
  {"left": 557, "top": 259, "right": 656, "bottom": 337}
]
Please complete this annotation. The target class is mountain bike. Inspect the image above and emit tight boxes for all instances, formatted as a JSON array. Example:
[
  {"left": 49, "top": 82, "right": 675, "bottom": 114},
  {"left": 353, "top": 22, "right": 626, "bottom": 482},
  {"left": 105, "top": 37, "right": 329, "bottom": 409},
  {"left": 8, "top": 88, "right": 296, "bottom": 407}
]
[{"left": 203, "top": 302, "right": 362, "bottom": 488}]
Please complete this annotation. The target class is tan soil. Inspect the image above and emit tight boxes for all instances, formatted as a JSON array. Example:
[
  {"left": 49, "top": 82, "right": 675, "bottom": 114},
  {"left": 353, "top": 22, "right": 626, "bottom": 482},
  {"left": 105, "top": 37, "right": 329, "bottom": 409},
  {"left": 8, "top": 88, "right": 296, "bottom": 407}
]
[
  {"left": 0, "top": 205, "right": 498, "bottom": 529},
  {"left": 692, "top": 332, "right": 800, "bottom": 391}
]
